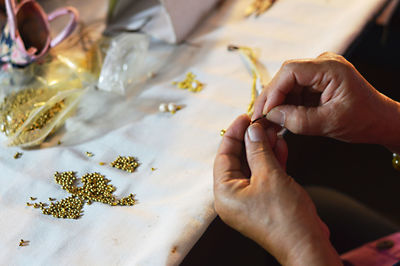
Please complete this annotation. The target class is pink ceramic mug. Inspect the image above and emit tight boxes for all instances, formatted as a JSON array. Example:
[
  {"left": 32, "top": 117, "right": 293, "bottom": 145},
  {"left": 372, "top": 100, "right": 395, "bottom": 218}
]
[{"left": 0, "top": 0, "right": 79, "bottom": 67}]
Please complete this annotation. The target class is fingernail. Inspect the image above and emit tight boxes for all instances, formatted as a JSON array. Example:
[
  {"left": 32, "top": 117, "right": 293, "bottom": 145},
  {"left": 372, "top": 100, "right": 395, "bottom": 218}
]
[
  {"left": 262, "top": 99, "right": 271, "bottom": 115},
  {"left": 266, "top": 109, "right": 285, "bottom": 127},
  {"left": 247, "top": 123, "right": 265, "bottom": 142}
]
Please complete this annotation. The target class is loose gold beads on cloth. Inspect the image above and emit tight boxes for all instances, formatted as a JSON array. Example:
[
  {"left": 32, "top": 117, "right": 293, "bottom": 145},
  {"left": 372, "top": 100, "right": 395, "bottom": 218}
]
[
  {"left": 393, "top": 153, "right": 400, "bottom": 171},
  {"left": 13, "top": 152, "right": 23, "bottom": 159},
  {"left": 172, "top": 72, "right": 204, "bottom": 92},
  {"left": 19, "top": 239, "right": 29, "bottom": 247},
  {"left": 27, "top": 171, "right": 137, "bottom": 219},
  {"left": 245, "top": 0, "right": 276, "bottom": 17},
  {"left": 110, "top": 156, "right": 140, "bottom": 173}
]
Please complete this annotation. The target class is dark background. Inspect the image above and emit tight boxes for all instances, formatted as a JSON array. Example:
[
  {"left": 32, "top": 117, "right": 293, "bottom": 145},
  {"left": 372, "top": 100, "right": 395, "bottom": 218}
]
[{"left": 182, "top": 2, "right": 400, "bottom": 265}]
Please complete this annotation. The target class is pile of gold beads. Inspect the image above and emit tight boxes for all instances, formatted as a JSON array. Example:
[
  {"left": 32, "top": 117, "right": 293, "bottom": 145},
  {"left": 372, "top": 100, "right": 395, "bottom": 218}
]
[
  {"left": 42, "top": 196, "right": 84, "bottom": 219},
  {"left": 110, "top": 156, "right": 139, "bottom": 173},
  {"left": 28, "top": 171, "right": 137, "bottom": 219},
  {"left": 172, "top": 72, "right": 204, "bottom": 92},
  {"left": 220, "top": 129, "right": 226, "bottom": 136},
  {"left": 54, "top": 171, "right": 77, "bottom": 193},
  {"left": 393, "top": 153, "right": 400, "bottom": 171}
]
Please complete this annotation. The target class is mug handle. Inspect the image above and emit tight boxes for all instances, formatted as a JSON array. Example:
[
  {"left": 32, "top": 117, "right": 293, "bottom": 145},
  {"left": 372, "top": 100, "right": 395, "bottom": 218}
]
[
  {"left": 5, "top": 0, "right": 17, "bottom": 38},
  {"left": 48, "top": 6, "right": 79, "bottom": 48}
]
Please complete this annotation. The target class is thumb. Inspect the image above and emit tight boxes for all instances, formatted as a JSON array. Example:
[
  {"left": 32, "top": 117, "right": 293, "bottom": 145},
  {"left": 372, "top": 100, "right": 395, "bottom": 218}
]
[
  {"left": 266, "top": 105, "right": 326, "bottom": 135},
  {"left": 245, "top": 123, "right": 282, "bottom": 178}
]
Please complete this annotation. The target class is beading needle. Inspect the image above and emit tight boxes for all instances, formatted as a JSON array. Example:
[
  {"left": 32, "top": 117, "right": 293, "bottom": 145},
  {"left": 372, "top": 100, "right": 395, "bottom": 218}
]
[
  {"left": 251, "top": 115, "right": 289, "bottom": 137},
  {"left": 251, "top": 115, "right": 266, "bottom": 124}
]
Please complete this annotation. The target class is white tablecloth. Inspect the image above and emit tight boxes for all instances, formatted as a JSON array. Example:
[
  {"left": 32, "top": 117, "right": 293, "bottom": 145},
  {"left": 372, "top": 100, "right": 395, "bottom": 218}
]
[{"left": 0, "top": 0, "right": 388, "bottom": 265}]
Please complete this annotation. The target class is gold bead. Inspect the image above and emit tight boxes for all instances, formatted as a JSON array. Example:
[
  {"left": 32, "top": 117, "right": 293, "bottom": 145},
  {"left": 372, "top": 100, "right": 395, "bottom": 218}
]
[
  {"left": 13, "top": 152, "right": 22, "bottom": 159},
  {"left": 220, "top": 129, "right": 226, "bottom": 136},
  {"left": 392, "top": 153, "right": 400, "bottom": 171}
]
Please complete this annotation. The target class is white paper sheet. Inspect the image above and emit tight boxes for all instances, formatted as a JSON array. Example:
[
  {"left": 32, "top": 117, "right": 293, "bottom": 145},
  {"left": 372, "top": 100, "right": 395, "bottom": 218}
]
[{"left": 0, "top": 0, "right": 388, "bottom": 265}]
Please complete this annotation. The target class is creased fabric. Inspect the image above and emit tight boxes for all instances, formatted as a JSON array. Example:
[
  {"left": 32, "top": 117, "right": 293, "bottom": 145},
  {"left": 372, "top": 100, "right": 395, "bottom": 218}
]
[{"left": 107, "top": 0, "right": 220, "bottom": 43}]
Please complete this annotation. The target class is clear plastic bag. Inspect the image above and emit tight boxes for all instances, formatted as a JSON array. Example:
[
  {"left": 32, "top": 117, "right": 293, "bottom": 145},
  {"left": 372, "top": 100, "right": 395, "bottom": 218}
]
[{"left": 98, "top": 33, "right": 149, "bottom": 94}]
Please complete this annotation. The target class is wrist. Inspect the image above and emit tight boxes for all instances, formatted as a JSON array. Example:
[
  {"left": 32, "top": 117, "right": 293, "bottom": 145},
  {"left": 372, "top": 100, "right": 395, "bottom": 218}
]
[
  {"left": 282, "top": 232, "right": 342, "bottom": 266},
  {"left": 375, "top": 97, "right": 400, "bottom": 153}
]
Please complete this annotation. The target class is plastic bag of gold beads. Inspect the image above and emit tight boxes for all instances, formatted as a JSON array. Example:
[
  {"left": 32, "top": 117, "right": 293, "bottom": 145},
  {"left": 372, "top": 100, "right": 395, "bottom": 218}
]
[
  {"left": 0, "top": 59, "right": 88, "bottom": 147},
  {"left": 4, "top": 87, "right": 87, "bottom": 147},
  {"left": 0, "top": 40, "right": 103, "bottom": 147}
]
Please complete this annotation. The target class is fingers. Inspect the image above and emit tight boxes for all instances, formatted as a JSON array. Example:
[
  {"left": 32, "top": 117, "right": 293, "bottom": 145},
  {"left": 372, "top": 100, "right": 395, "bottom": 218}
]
[
  {"left": 265, "top": 127, "right": 288, "bottom": 170},
  {"left": 214, "top": 114, "right": 251, "bottom": 184},
  {"left": 217, "top": 114, "right": 251, "bottom": 156},
  {"left": 274, "top": 136, "right": 288, "bottom": 171},
  {"left": 252, "top": 56, "right": 340, "bottom": 122},
  {"left": 265, "top": 127, "right": 277, "bottom": 148},
  {"left": 317, "top": 51, "right": 345, "bottom": 61},
  {"left": 244, "top": 123, "right": 283, "bottom": 179},
  {"left": 215, "top": 114, "right": 288, "bottom": 188},
  {"left": 252, "top": 60, "right": 310, "bottom": 120},
  {"left": 267, "top": 105, "right": 326, "bottom": 135},
  {"left": 252, "top": 89, "right": 268, "bottom": 121},
  {"left": 264, "top": 60, "right": 332, "bottom": 114}
]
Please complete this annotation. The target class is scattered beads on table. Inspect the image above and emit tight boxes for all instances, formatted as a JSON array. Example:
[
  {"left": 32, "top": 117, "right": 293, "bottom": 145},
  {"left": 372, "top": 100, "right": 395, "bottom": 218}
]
[{"left": 172, "top": 72, "right": 204, "bottom": 92}]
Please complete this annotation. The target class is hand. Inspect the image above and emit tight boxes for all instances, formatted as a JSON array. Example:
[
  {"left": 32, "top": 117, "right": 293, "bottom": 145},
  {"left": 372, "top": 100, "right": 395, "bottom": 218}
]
[
  {"left": 214, "top": 114, "right": 341, "bottom": 265},
  {"left": 252, "top": 52, "right": 400, "bottom": 151}
]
